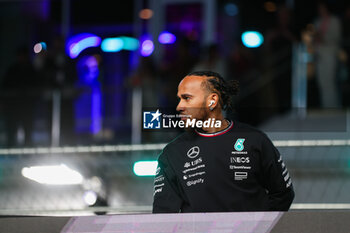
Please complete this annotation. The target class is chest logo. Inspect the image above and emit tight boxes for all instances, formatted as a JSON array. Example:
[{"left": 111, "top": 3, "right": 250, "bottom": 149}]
[
  {"left": 187, "top": 146, "right": 200, "bottom": 159},
  {"left": 234, "top": 138, "right": 245, "bottom": 151}
]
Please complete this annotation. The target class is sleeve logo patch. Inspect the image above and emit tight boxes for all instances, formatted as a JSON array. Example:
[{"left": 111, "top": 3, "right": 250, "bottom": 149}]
[{"left": 234, "top": 138, "right": 245, "bottom": 151}]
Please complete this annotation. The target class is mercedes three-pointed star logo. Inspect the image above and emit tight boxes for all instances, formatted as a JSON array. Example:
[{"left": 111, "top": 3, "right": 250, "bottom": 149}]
[{"left": 187, "top": 146, "right": 200, "bottom": 159}]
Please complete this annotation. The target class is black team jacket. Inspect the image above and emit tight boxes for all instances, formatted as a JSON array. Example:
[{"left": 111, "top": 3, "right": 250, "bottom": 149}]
[{"left": 152, "top": 120, "right": 294, "bottom": 213}]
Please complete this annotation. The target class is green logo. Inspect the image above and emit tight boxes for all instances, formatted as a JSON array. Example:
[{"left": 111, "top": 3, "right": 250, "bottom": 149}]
[{"left": 234, "top": 138, "right": 245, "bottom": 151}]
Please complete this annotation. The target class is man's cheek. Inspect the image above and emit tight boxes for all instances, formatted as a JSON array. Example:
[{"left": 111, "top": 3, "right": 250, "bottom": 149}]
[{"left": 189, "top": 109, "right": 201, "bottom": 120}]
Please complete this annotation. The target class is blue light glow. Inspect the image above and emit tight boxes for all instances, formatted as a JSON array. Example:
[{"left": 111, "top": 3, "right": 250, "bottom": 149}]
[
  {"left": 40, "top": 42, "right": 47, "bottom": 50},
  {"left": 101, "top": 38, "right": 124, "bottom": 52},
  {"left": 66, "top": 33, "right": 101, "bottom": 59},
  {"left": 121, "top": 37, "right": 140, "bottom": 51},
  {"left": 141, "top": 40, "right": 154, "bottom": 56},
  {"left": 158, "top": 31, "right": 176, "bottom": 44},
  {"left": 101, "top": 37, "right": 139, "bottom": 52},
  {"left": 225, "top": 3, "right": 238, "bottom": 16},
  {"left": 241, "top": 31, "right": 264, "bottom": 48}
]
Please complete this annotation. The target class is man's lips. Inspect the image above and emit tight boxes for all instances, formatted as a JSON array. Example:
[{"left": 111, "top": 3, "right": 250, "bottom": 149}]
[{"left": 179, "top": 112, "right": 189, "bottom": 121}]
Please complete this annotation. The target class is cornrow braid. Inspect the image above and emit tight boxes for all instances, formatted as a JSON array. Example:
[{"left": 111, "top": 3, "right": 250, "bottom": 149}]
[{"left": 186, "top": 70, "right": 239, "bottom": 110}]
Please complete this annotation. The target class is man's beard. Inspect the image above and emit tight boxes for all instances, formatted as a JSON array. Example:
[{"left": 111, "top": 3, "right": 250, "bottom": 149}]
[
  {"left": 189, "top": 103, "right": 211, "bottom": 131},
  {"left": 195, "top": 105, "right": 210, "bottom": 122},
  {"left": 180, "top": 101, "right": 211, "bottom": 132}
]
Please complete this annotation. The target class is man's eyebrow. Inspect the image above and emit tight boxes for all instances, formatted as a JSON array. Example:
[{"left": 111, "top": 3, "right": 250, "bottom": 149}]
[{"left": 180, "top": 94, "right": 193, "bottom": 98}]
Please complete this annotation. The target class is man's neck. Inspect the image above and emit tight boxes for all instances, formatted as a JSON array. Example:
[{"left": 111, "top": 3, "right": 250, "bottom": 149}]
[{"left": 199, "top": 116, "right": 229, "bottom": 134}]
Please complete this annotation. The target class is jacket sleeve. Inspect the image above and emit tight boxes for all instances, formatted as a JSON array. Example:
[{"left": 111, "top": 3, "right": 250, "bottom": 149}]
[
  {"left": 152, "top": 147, "right": 183, "bottom": 213},
  {"left": 260, "top": 135, "right": 295, "bottom": 211}
]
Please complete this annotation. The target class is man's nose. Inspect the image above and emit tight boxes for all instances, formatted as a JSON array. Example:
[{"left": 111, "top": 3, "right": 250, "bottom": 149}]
[{"left": 176, "top": 100, "right": 185, "bottom": 112}]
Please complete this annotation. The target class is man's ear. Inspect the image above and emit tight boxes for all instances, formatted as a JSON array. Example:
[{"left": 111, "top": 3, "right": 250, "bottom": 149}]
[{"left": 207, "top": 93, "right": 219, "bottom": 110}]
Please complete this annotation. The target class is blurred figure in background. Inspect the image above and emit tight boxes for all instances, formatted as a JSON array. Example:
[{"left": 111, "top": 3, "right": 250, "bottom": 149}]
[
  {"left": 226, "top": 42, "right": 261, "bottom": 125},
  {"left": 265, "top": 4, "right": 297, "bottom": 114},
  {"left": 300, "top": 24, "right": 321, "bottom": 108},
  {"left": 159, "top": 38, "right": 198, "bottom": 107},
  {"left": 128, "top": 56, "right": 160, "bottom": 143},
  {"left": 46, "top": 36, "right": 76, "bottom": 145},
  {"left": 227, "top": 43, "right": 256, "bottom": 82},
  {"left": 340, "top": 4, "right": 350, "bottom": 107},
  {"left": 192, "top": 43, "right": 227, "bottom": 78},
  {"left": 33, "top": 35, "right": 77, "bottom": 146},
  {"left": 313, "top": 2, "right": 342, "bottom": 108},
  {"left": 44, "top": 36, "right": 76, "bottom": 89},
  {"left": 128, "top": 56, "right": 159, "bottom": 108},
  {"left": 1, "top": 46, "right": 38, "bottom": 147}
]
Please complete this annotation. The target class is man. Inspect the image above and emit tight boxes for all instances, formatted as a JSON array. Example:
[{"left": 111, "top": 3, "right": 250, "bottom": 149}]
[
  {"left": 314, "top": 2, "right": 342, "bottom": 108},
  {"left": 152, "top": 71, "right": 294, "bottom": 213}
]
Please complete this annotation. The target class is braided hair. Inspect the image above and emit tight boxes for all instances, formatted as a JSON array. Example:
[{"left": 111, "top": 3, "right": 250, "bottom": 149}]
[{"left": 186, "top": 71, "right": 239, "bottom": 110}]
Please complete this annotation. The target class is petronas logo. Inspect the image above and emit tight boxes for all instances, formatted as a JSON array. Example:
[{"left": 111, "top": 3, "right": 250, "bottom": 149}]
[{"left": 234, "top": 138, "right": 245, "bottom": 152}]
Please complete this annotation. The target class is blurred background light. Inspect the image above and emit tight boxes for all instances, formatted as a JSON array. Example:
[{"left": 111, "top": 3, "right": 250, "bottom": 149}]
[
  {"left": 139, "top": 8, "right": 153, "bottom": 20},
  {"left": 224, "top": 3, "right": 239, "bottom": 16},
  {"left": 66, "top": 33, "right": 101, "bottom": 59},
  {"left": 76, "top": 55, "right": 100, "bottom": 84},
  {"left": 40, "top": 42, "right": 47, "bottom": 50},
  {"left": 83, "top": 190, "right": 97, "bottom": 206},
  {"left": 21, "top": 164, "right": 84, "bottom": 185},
  {"left": 140, "top": 40, "right": 154, "bottom": 56},
  {"left": 101, "top": 38, "right": 124, "bottom": 52},
  {"left": 101, "top": 37, "right": 139, "bottom": 52},
  {"left": 33, "top": 42, "right": 47, "bottom": 54},
  {"left": 120, "top": 37, "right": 139, "bottom": 51},
  {"left": 33, "top": 43, "right": 43, "bottom": 54},
  {"left": 241, "top": 31, "right": 264, "bottom": 48},
  {"left": 133, "top": 161, "right": 158, "bottom": 176},
  {"left": 264, "top": 1, "right": 277, "bottom": 12},
  {"left": 83, "top": 176, "right": 102, "bottom": 193},
  {"left": 158, "top": 31, "right": 176, "bottom": 44},
  {"left": 75, "top": 55, "right": 102, "bottom": 134}
]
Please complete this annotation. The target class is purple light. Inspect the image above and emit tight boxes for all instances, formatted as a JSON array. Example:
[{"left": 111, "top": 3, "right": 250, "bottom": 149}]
[
  {"left": 141, "top": 40, "right": 154, "bottom": 56},
  {"left": 66, "top": 33, "right": 101, "bottom": 59},
  {"left": 77, "top": 56, "right": 99, "bottom": 84},
  {"left": 158, "top": 31, "right": 176, "bottom": 44},
  {"left": 91, "top": 86, "right": 102, "bottom": 134},
  {"left": 75, "top": 55, "right": 102, "bottom": 134}
]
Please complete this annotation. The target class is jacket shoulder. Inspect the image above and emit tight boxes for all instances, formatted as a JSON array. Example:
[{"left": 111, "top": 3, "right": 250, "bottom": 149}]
[
  {"left": 158, "top": 132, "right": 190, "bottom": 158},
  {"left": 233, "top": 121, "right": 266, "bottom": 135}
]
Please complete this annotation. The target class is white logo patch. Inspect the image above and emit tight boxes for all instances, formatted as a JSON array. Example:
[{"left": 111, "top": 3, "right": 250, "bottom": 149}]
[
  {"left": 186, "top": 178, "right": 204, "bottom": 186},
  {"left": 187, "top": 146, "right": 200, "bottom": 159},
  {"left": 234, "top": 172, "right": 248, "bottom": 181},
  {"left": 155, "top": 167, "right": 161, "bottom": 176}
]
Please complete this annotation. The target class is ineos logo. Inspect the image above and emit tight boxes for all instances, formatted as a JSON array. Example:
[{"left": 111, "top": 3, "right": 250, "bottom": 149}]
[
  {"left": 187, "top": 146, "right": 200, "bottom": 159},
  {"left": 231, "top": 157, "right": 250, "bottom": 163}
]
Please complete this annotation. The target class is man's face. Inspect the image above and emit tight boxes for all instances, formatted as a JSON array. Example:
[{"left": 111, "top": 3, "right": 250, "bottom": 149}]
[{"left": 176, "top": 75, "right": 209, "bottom": 121}]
